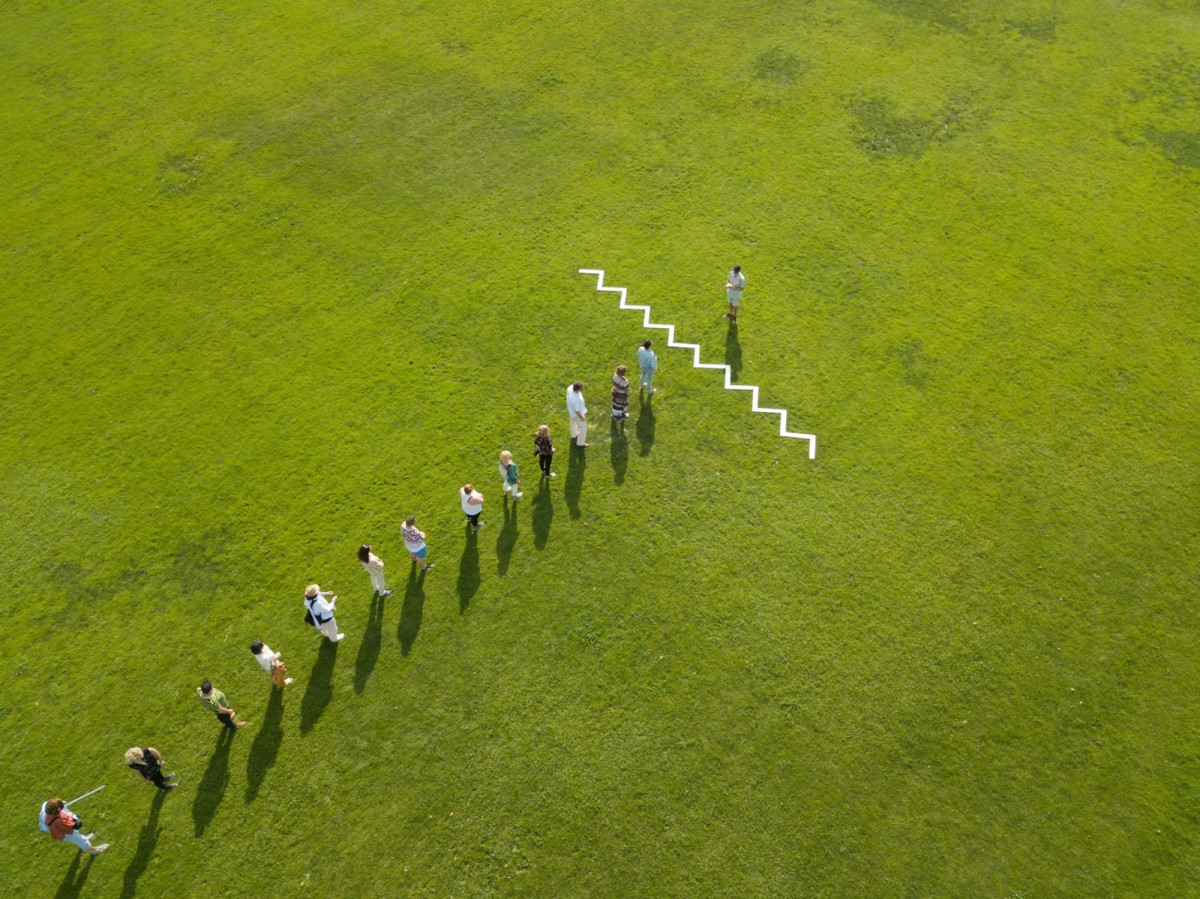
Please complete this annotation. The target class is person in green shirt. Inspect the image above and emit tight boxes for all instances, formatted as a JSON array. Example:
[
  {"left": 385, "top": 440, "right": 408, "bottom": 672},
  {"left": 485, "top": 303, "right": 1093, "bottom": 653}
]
[{"left": 197, "top": 679, "right": 247, "bottom": 731}]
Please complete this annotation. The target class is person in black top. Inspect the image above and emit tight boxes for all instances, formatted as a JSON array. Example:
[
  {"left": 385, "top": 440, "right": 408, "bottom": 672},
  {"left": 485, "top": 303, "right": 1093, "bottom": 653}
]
[{"left": 125, "top": 746, "right": 177, "bottom": 791}]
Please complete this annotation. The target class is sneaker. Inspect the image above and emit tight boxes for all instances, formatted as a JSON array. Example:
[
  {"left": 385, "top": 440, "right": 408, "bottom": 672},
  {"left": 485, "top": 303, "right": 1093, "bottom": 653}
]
[
  {"left": 514, "top": 492, "right": 523, "bottom": 499},
  {"left": 421, "top": 563, "right": 435, "bottom": 571},
  {"left": 473, "top": 523, "right": 485, "bottom": 531},
  {"left": 580, "top": 443, "right": 590, "bottom": 448},
  {"left": 380, "top": 589, "right": 392, "bottom": 597},
  {"left": 284, "top": 677, "right": 294, "bottom": 685},
  {"left": 334, "top": 633, "right": 346, "bottom": 642},
  {"left": 91, "top": 843, "right": 110, "bottom": 855},
  {"left": 548, "top": 472, "right": 557, "bottom": 478},
  {"left": 235, "top": 721, "right": 248, "bottom": 729}
]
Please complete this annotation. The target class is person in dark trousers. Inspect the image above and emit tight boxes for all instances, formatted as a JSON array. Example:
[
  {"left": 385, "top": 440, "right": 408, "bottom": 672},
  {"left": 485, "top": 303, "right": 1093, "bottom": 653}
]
[
  {"left": 125, "top": 747, "right": 177, "bottom": 791},
  {"left": 534, "top": 425, "right": 556, "bottom": 478},
  {"left": 196, "top": 679, "right": 248, "bottom": 731}
]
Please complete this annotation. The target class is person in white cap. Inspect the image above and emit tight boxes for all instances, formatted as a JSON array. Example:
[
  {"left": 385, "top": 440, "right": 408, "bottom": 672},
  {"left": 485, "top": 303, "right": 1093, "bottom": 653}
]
[
  {"left": 724, "top": 265, "right": 745, "bottom": 323},
  {"left": 304, "top": 584, "right": 344, "bottom": 642}
]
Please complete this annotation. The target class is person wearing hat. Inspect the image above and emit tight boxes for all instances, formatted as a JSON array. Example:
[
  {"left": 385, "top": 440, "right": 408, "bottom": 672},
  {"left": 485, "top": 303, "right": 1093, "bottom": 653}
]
[
  {"left": 725, "top": 265, "right": 745, "bottom": 323},
  {"left": 41, "top": 798, "right": 109, "bottom": 855},
  {"left": 304, "top": 584, "right": 344, "bottom": 643}
]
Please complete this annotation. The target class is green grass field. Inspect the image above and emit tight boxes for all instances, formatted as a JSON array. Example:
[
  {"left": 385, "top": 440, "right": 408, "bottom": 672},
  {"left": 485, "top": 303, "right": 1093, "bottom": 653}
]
[{"left": 2, "top": 0, "right": 1198, "bottom": 895}]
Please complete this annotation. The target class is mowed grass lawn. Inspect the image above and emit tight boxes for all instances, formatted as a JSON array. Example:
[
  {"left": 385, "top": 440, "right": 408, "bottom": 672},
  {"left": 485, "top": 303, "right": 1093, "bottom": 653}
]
[{"left": 2, "top": 0, "right": 1197, "bottom": 895}]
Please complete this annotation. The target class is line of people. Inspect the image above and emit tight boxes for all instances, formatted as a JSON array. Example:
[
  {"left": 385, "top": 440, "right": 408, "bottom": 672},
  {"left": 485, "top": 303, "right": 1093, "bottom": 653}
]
[{"left": 38, "top": 343, "right": 668, "bottom": 859}]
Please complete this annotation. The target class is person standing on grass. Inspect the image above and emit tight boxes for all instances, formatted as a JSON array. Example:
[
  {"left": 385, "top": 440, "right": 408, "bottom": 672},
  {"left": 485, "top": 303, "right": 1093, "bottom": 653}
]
[
  {"left": 358, "top": 544, "right": 392, "bottom": 597},
  {"left": 250, "top": 640, "right": 294, "bottom": 688},
  {"left": 460, "top": 484, "right": 485, "bottom": 530},
  {"left": 534, "top": 425, "right": 556, "bottom": 478},
  {"left": 401, "top": 516, "right": 435, "bottom": 571},
  {"left": 499, "top": 450, "right": 523, "bottom": 500},
  {"left": 566, "top": 381, "right": 589, "bottom": 447},
  {"left": 725, "top": 264, "right": 745, "bottom": 323},
  {"left": 125, "top": 747, "right": 177, "bottom": 791},
  {"left": 304, "top": 584, "right": 344, "bottom": 643},
  {"left": 611, "top": 365, "right": 630, "bottom": 420},
  {"left": 637, "top": 340, "right": 658, "bottom": 395},
  {"left": 197, "top": 679, "right": 248, "bottom": 731},
  {"left": 41, "top": 798, "right": 109, "bottom": 855}
]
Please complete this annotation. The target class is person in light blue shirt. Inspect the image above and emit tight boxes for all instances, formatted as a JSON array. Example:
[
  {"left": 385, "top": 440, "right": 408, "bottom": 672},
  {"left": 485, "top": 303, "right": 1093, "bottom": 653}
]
[{"left": 637, "top": 340, "right": 658, "bottom": 395}]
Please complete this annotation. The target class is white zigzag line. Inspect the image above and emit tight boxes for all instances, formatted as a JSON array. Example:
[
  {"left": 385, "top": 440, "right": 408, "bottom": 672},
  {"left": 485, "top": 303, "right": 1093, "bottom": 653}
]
[{"left": 579, "top": 268, "right": 817, "bottom": 459}]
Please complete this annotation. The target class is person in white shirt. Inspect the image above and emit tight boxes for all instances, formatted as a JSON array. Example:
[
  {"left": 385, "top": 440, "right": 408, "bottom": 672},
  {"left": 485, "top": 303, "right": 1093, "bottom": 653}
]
[
  {"left": 725, "top": 265, "right": 745, "bottom": 323},
  {"left": 250, "top": 640, "right": 293, "bottom": 687},
  {"left": 401, "top": 516, "right": 435, "bottom": 571},
  {"left": 637, "top": 340, "right": 658, "bottom": 395},
  {"left": 357, "top": 544, "right": 392, "bottom": 597},
  {"left": 566, "top": 381, "right": 589, "bottom": 447},
  {"left": 304, "top": 584, "right": 344, "bottom": 642},
  {"left": 460, "top": 484, "right": 485, "bottom": 531}
]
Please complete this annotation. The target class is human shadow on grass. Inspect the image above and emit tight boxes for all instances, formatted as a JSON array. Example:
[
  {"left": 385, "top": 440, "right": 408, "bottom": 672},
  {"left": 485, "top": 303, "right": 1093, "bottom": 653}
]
[
  {"left": 354, "top": 591, "right": 385, "bottom": 694},
  {"left": 398, "top": 565, "right": 426, "bottom": 655},
  {"left": 192, "top": 727, "right": 233, "bottom": 836},
  {"left": 610, "top": 419, "right": 628, "bottom": 485},
  {"left": 299, "top": 640, "right": 337, "bottom": 735},
  {"left": 244, "top": 687, "right": 284, "bottom": 803},
  {"left": 457, "top": 526, "right": 480, "bottom": 614},
  {"left": 55, "top": 852, "right": 94, "bottom": 899},
  {"left": 119, "top": 790, "right": 165, "bottom": 899},
  {"left": 531, "top": 476, "right": 554, "bottom": 550},
  {"left": 496, "top": 496, "right": 519, "bottom": 575},
  {"left": 725, "top": 322, "right": 742, "bottom": 382},
  {"left": 636, "top": 395, "right": 656, "bottom": 456},
  {"left": 564, "top": 443, "right": 586, "bottom": 519}
]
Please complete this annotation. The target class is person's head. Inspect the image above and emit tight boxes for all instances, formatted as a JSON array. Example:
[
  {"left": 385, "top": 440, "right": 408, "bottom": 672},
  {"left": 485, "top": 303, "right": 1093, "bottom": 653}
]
[
  {"left": 357, "top": 544, "right": 371, "bottom": 564},
  {"left": 46, "top": 798, "right": 64, "bottom": 815},
  {"left": 124, "top": 747, "right": 144, "bottom": 765},
  {"left": 200, "top": 679, "right": 213, "bottom": 695},
  {"left": 643, "top": 339, "right": 652, "bottom": 349},
  {"left": 536, "top": 425, "right": 549, "bottom": 438},
  {"left": 616, "top": 365, "right": 627, "bottom": 377},
  {"left": 250, "top": 640, "right": 264, "bottom": 655},
  {"left": 572, "top": 381, "right": 583, "bottom": 392},
  {"left": 500, "top": 450, "right": 512, "bottom": 464},
  {"left": 404, "top": 515, "right": 416, "bottom": 527},
  {"left": 733, "top": 265, "right": 741, "bottom": 273},
  {"left": 463, "top": 483, "right": 474, "bottom": 494},
  {"left": 305, "top": 584, "right": 320, "bottom": 599}
]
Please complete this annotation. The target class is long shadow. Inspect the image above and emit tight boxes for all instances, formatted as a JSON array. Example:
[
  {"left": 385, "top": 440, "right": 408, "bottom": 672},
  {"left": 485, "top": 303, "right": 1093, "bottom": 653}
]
[
  {"left": 54, "top": 852, "right": 94, "bottom": 899},
  {"left": 119, "top": 790, "right": 166, "bottom": 898},
  {"left": 191, "top": 727, "right": 233, "bottom": 836},
  {"left": 564, "top": 443, "right": 586, "bottom": 519},
  {"left": 244, "top": 688, "right": 284, "bottom": 802},
  {"left": 725, "top": 322, "right": 742, "bottom": 381},
  {"left": 457, "top": 527, "right": 480, "bottom": 614},
  {"left": 299, "top": 640, "right": 337, "bottom": 735},
  {"left": 354, "top": 592, "right": 384, "bottom": 694},
  {"left": 531, "top": 476, "right": 554, "bottom": 550},
  {"left": 636, "top": 395, "right": 656, "bottom": 456},
  {"left": 398, "top": 566, "right": 427, "bottom": 655},
  {"left": 496, "top": 497, "right": 519, "bottom": 575},
  {"left": 609, "top": 419, "right": 628, "bottom": 485}
]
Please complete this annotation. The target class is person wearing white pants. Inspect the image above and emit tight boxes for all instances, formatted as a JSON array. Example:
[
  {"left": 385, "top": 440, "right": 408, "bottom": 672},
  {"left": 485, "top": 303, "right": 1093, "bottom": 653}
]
[
  {"left": 304, "top": 584, "right": 344, "bottom": 642},
  {"left": 42, "top": 799, "right": 109, "bottom": 855},
  {"left": 357, "top": 544, "right": 391, "bottom": 597},
  {"left": 566, "top": 381, "right": 589, "bottom": 447}
]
